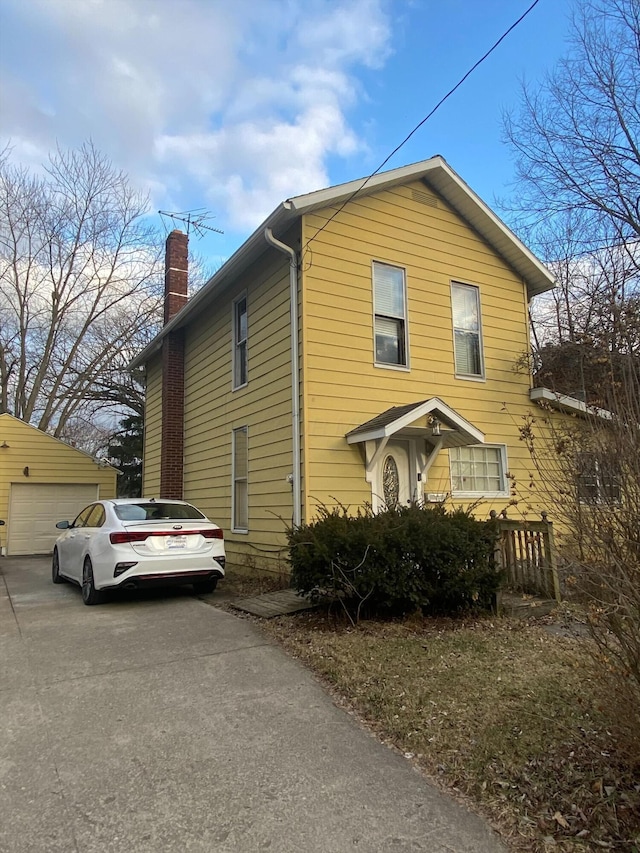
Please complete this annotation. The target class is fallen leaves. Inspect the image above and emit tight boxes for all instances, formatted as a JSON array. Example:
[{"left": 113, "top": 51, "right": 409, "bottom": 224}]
[{"left": 263, "top": 610, "right": 640, "bottom": 852}]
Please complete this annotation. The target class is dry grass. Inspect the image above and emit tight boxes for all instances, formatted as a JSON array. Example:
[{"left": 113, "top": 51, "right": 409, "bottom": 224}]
[
  {"left": 219, "top": 563, "right": 291, "bottom": 598},
  {"left": 261, "top": 610, "right": 640, "bottom": 852}
]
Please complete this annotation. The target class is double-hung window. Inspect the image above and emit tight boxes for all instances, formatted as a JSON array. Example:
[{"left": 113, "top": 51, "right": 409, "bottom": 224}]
[
  {"left": 232, "top": 426, "right": 248, "bottom": 532},
  {"left": 576, "top": 452, "right": 621, "bottom": 504},
  {"left": 451, "top": 283, "right": 483, "bottom": 378},
  {"left": 449, "top": 445, "right": 508, "bottom": 497},
  {"left": 373, "top": 261, "right": 408, "bottom": 367},
  {"left": 233, "top": 295, "right": 248, "bottom": 389}
]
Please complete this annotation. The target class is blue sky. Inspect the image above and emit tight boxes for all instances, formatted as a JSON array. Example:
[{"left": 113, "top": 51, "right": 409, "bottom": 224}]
[{"left": 0, "top": 0, "right": 573, "bottom": 267}]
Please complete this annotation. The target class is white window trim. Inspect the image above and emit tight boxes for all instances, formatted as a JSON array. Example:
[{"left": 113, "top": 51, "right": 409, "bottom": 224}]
[
  {"left": 451, "top": 281, "right": 485, "bottom": 381},
  {"left": 372, "top": 260, "right": 410, "bottom": 370},
  {"left": 232, "top": 292, "right": 248, "bottom": 391},
  {"left": 231, "top": 426, "right": 249, "bottom": 534},
  {"left": 449, "top": 444, "right": 509, "bottom": 498}
]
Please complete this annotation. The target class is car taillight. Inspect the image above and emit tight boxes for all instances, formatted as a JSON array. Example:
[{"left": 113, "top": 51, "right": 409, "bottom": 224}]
[
  {"left": 110, "top": 532, "right": 150, "bottom": 544},
  {"left": 110, "top": 529, "right": 223, "bottom": 544},
  {"left": 200, "top": 529, "right": 223, "bottom": 539}
]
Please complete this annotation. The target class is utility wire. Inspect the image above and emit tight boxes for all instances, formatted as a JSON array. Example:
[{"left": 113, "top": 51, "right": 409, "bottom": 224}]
[{"left": 302, "top": 0, "right": 542, "bottom": 256}]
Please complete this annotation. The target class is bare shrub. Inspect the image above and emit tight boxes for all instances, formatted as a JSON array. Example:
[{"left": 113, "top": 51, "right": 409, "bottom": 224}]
[{"left": 520, "top": 354, "right": 640, "bottom": 748}]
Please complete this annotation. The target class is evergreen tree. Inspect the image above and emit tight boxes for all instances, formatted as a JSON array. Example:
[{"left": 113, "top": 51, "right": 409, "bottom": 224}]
[{"left": 108, "top": 415, "right": 143, "bottom": 497}]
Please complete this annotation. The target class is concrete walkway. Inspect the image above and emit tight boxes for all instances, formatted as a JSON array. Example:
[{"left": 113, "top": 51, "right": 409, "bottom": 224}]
[{"left": 0, "top": 557, "right": 506, "bottom": 853}]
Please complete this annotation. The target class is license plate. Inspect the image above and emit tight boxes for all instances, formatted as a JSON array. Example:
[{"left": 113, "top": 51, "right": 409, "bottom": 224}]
[{"left": 167, "top": 535, "right": 187, "bottom": 549}]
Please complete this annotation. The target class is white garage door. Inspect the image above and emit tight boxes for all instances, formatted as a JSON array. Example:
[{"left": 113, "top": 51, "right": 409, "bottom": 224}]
[{"left": 8, "top": 483, "right": 99, "bottom": 556}]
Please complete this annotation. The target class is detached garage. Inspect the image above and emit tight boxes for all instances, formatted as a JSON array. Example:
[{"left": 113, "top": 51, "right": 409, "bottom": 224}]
[{"left": 0, "top": 414, "right": 117, "bottom": 556}]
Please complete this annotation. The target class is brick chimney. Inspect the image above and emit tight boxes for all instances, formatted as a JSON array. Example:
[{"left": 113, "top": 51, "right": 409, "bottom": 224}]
[
  {"left": 161, "top": 230, "right": 188, "bottom": 499},
  {"left": 164, "top": 229, "right": 189, "bottom": 323}
]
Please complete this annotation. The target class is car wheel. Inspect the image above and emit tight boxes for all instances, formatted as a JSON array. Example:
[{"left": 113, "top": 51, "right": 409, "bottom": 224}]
[
  {"left": 52, "top": 548, "right": 65, "bottom": 584},
  {"left": 193, "top": 578, "right": 218, "bottom": 595},
  {"left": 81, "top": 558, "right": 103, "bottom": 606}
]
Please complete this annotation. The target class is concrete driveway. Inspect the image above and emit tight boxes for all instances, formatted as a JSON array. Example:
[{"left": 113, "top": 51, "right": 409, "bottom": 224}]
[{"left": 1, "top": 557, "right": 506, "bottom": 853}]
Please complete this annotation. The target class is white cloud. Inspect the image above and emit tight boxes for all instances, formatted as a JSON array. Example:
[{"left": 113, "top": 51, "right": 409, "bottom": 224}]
[{"left": 0, "top": 0, "right": 392, "bottom": 234}]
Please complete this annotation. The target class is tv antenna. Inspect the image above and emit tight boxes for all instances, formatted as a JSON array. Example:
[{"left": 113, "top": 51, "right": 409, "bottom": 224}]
[{"left": 158, "top": 208, "right": 224, "bottom": 239}]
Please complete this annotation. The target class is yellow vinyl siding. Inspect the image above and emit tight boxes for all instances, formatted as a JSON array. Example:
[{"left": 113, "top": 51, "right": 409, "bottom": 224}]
[
  {"left": 142, "top": 355, "right": 162, "bottom": 496},
  {"left": 182, "top": 229, "right": 298, "bottom": 570},
  {"left": 300, "top": 180, "right": 539, "bottom": 520}
]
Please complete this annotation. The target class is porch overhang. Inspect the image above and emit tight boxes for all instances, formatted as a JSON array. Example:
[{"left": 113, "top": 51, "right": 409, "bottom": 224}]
[
  {"left": 345, "top": 398, "right": 485, "bottom": 492},
  {"left": 346, "top": 397, "right": 485, "bottom": 448}
]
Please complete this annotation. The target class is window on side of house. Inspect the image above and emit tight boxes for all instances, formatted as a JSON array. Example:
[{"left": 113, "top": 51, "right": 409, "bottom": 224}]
[
  {"left": 449, "top": 445, "right": 508, "bottom": 496},
  {"left": 373, "top": 261, "right": 408, "bottom": 367},
  {"left": 232, "top": 426, "right": 248, "bottom": 532},
  {"left": 451, "top": 282, "right": 484, "bottom": 378},
  {"left": 576, "top": 452, "right": 621, "bottom": 504},
  {"left": 233, "top": 294, "right": 248, "bottom": 389}
]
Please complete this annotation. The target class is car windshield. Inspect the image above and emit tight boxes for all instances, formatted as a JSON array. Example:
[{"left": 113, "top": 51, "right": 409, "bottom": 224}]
[{"left": 114, "top": 503, "right": 206, "bottom": 522}]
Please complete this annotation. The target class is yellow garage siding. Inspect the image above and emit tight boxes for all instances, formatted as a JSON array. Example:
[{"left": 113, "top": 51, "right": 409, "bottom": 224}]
[
  {"left": 0, "top": 413, "right": 117, "bottom": 554},
  {"left": 182, "top": 229, "right": 299, "bottom": 571},
  {"left": 142, "top": 356, "right": 162, "bottom": 496},
  {"left": 300, "top": 181, "right": 541, "bottom": 521}
]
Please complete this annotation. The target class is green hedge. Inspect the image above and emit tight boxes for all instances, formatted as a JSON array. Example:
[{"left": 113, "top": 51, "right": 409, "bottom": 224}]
[{"left": 287, "top": 504, "right": 501, "bottom": 617}]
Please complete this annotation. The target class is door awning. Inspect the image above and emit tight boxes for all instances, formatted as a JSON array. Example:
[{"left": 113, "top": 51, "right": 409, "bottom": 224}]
[{"left": 345, "top": 397, "right": 484, "bottom": 448}]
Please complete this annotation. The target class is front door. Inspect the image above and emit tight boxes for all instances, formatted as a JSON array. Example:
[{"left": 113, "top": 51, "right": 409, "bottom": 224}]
[{"left": 375, "top": 440, "right": 415, "bottom": 510}]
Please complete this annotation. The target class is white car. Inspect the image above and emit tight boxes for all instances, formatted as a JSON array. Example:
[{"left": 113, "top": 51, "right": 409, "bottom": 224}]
[{"left": 52, "top": 498, "right": 225, "bottom": 605}]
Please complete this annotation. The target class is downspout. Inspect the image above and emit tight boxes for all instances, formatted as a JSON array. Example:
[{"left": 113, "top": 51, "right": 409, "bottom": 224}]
[{"left": 264, "top": 228, "right": 301, "bottom": 527}]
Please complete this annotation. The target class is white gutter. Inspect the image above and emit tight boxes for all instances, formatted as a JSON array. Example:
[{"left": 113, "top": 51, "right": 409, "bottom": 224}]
[
  {"left": 129, "top": 202, "right": 294, "bottom": 370},
  {"left": 264, "top": 228, "right": 302, "bottom": 527},
  {"left": 530, "top": 387, "right": 613, "bottom": 420}
]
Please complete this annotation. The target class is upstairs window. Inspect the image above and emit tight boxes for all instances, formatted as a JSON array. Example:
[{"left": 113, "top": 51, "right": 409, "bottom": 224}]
[
  {"left": 233, "top": 294, "right": 248, "bottom": 388},
  {"left": 452, "top": 283, "right": 483, "bottom": 378},
  {"left": 373, "top": 262, "right": 408, "bottom": 367}
]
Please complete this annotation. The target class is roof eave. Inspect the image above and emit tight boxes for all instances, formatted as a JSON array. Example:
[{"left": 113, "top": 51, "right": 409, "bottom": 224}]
[
  {"left": 129, "top": 201, "right": 295, "bottom": 370},
  {"left": 290, "top": 156, "right": 555, "bottom": 300},
  {"left": 129, "top": 156, "right": 555, "bottom": 369},
  {"left": 530, "top": 387, "right": 613, "bottom": 420},
  {"left": 419, "top": 160, "right": 555, "bottom": 300}
]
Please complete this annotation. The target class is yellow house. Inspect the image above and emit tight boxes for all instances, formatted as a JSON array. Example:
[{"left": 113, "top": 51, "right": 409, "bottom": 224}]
[
  {"left": 0, "top": 413, "right": 117, "bottom": 556},
  {"left": 131, "top": 157, "right": 562, "bottom": 571}
]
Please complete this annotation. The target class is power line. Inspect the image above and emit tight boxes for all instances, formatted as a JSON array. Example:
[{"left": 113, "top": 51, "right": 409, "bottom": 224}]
[{"left": 302, "top": 0, "right": 542, "bottom": 256}]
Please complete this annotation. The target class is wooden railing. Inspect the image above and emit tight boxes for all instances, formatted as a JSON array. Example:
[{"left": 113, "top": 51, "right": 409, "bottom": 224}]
[{"left": 490, "top": 510, "right": 561, "bottom": 602}]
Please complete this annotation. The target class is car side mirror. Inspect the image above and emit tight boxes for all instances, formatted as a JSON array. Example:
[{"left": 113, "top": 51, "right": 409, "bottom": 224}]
[
  {"left": 56, "top": 520, "right": 71, "bottom": 529},
  {"left": 0, "top": 520, "right": 5, "bottom": 526}
]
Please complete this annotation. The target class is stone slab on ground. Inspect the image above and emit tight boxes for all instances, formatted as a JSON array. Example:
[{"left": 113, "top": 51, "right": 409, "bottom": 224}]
[
  {"left": 230, "top": 588, "right": 318, "bottom": 618},
  {"left": 500, "top": 591, "right": 558, "bottom": 618}
]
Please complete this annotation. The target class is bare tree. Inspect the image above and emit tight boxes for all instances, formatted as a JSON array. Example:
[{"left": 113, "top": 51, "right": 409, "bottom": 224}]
[
  {"left": 503, "top": 0, "right": 640, "bottom": 402},
  {"left": 523, "top": 212, "right": 640, "bottom": 404},
  {"left": 503, "top": 2, "right": 640, "bottom": 748},
  {"left": 528, "top": 215, "right": 638, "bottom": 346},
  {"left": 519, "top": 355, "right": 640, "bottom": 743},
  {"left": 504, "top": 0, "right": 640, "bottom": 257},
  {"left": 0, "top": 142, "right": 163, "bottom": 438}
]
